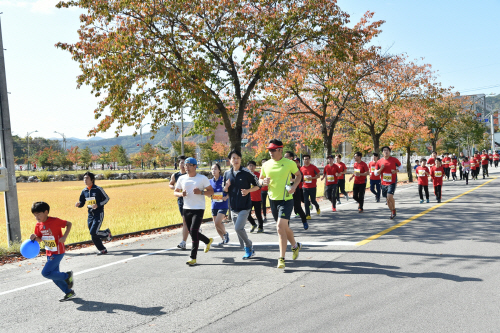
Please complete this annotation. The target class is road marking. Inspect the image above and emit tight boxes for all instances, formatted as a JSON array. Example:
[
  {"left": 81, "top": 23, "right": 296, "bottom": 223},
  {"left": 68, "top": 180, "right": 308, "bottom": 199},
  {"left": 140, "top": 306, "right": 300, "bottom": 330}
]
[
  {"left": 225, "top": 241, "right": 357, "bottom": 247},
  {"left": 356, "top": 177, "right": 498, "bottom": 246}
]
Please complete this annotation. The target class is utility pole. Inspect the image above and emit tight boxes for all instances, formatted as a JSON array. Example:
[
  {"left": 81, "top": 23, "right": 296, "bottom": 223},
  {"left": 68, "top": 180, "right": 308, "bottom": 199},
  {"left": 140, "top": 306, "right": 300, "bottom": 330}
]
[
  {"left": 54, "top": 131, "right": 66, "bottom": 151},
  {"left": 27, "top": 130, "right": 37, "bottom": 171},
  {"left": 0, "top": 18, "right": 21, "bottom": 244},
  {"left": 140, "top": 122, "right": 150, "bottom": 170}
]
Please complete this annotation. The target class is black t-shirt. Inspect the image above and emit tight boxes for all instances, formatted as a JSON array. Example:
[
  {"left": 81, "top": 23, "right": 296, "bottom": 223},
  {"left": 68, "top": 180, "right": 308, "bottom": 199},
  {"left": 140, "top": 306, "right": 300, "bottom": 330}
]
[
  {"left": 224, "top": 167, "right": 260, "bottom": 212},
  {"left": 173, "top": 172, "right": 186, "bottom": 202}
]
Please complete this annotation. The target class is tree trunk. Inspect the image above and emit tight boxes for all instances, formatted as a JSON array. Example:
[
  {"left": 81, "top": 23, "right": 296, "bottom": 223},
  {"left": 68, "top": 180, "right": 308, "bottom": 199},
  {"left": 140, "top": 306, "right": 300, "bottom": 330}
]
[
  {"left": 406, "top": 145, "right": 413, "bottom": 183},
  {"left": 321, "top": 122, "right": 333, "bottom": 157},
  {"left": 372, "top": 134, "right": 380, "bottom": 154}
]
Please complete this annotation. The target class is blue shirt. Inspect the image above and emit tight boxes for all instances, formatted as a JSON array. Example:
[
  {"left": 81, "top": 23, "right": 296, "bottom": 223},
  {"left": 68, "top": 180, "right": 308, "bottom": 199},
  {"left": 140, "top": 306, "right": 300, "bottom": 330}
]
[{"left": 210, "top": 176, "right": 228, "bottom": 210}]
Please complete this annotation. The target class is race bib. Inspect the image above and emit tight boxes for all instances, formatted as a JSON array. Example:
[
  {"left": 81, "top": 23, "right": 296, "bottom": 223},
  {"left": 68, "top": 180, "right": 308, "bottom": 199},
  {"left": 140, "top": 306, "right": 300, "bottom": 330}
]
[
  {"left": 304, "top": 175, "right": 312, "bottom": 184},
  {"left": 418, "top": 170, "right": 426, "bottom": 176},
  {"left": 482, "top": 156, "right": 486, "bottom": 160},
  {"left": 354, "top": 168, "right": 361, "bottom": 175},
  {"left": 450, "top": 165, "right": 456, "bottom": 170},
  {"left": 470, "top": 162, "right": 475, "bottom": 167},
  {"left": 42, "top": 236, "right": 57, "bottom": 252},
  {"left": 383, "top": 173, "right": 392, "bottom": 182},
  {"left": 434, "top": 171, "right": 442, "bottom": 177},
  {"left": 370, "top": 166, "right": 376, "bottom": 173},
  {"left": 327, "top": 175, "right": 335, "bottom": 182},
  {"left": 212, "top": 192, "right": 223, "bottom": 203},
  {"left": 86, "top": 196, "right": 96, "bottom": 209}
]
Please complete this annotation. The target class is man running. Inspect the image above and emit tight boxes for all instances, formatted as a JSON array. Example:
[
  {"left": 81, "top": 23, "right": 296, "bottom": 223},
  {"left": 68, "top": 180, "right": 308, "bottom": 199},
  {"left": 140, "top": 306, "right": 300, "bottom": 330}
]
[
  {"left": 321, "top": 155, "right": 340, "bottom": 211},
  {"left": 489, "top": 151, "right": 494, "bottom": 167},
  {"left": 335, "top": 155, "right": 349, "bottom": 204},
  {"left": 427, "top": 151, "right": 437, "bottom": 168},
  {"left": 442, "top": 153, "right": 451, "bottom": 180},
  {"left": 284, "top": 152, "right": 308, "bottom": 229},
  {"left": 224, "top": 150, "right": 261, "bottom": 259},
  {"left": 260, "top": 139, "right": 302, "bottom": 269},
  {"left": 458, "top": 152, "right": 465, "bottom": 179},
  {"left": 368, "top": 153, "right": 381, "bottom": 202},
  {"left": 348, "top": 152, "right": 369, "bottom": 213},
  {"left": 300, "top": 154, "right": 321, "bottom": 219},
  {"left": 449, "top": 157, "right": 458, "bottom": 181},
  {"left": 416, "top": 158, "right": 430, "bottom": 203},
  {"left": 430, "top": 158, "right": 444, "bottom": 203},
  {"left": 480, "top": 149, "right": 489, "bottom": 179},
  {"left": 470, "top": 155, "right": 478, "bottom": 180},
  {"left": 246, "top": 161, "right": 265, "bottom": 233},
  {"left": 493, "top": 151, "right": 499, "bottom": 168},
  {"left": 374, "top": 146, "right": 402, "bottom": 220},
  {"left": 169, "top": 155, "right": 189, "bottom": 250},
  {"left": 174, "top": 157, "right": 214, "bottom": 266}
]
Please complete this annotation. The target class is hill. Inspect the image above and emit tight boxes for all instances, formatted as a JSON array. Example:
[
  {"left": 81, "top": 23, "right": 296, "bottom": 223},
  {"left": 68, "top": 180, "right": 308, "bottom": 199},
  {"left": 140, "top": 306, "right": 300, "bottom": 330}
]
[{"left": 486, "top": 94, "right": 500, "bottom": 111}]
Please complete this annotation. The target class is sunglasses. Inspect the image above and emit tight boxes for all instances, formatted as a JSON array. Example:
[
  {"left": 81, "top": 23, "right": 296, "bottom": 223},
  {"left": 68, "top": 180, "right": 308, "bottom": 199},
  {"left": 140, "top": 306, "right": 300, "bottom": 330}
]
[{"left": 269, "top": 149, "right": 277, "bottom": 152}]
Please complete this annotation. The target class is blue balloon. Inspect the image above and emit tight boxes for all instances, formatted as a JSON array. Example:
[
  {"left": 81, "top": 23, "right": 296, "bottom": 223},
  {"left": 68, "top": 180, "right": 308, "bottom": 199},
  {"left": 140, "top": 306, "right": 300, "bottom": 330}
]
[{"left": 20, "top": 239, "right": 40, "bottom": 259}]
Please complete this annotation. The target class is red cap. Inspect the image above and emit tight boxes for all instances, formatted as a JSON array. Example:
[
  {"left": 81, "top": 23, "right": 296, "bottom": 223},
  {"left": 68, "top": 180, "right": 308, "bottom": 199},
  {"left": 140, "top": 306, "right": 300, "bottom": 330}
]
[{"left": 266, "top": 143, "right": 283, "bottom": 150}]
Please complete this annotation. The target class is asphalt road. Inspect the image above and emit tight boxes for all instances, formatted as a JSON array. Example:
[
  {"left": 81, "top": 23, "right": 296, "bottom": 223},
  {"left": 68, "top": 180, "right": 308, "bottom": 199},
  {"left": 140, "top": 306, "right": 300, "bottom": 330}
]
[{"left": 1, "top": 167, "right": 499, "bottom": 333}]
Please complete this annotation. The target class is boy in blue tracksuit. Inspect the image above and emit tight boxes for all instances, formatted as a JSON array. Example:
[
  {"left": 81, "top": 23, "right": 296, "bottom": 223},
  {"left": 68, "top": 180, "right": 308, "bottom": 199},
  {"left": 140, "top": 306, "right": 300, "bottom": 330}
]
[{"left": 75, "top": 172, "right": 112, "bottom": 255}]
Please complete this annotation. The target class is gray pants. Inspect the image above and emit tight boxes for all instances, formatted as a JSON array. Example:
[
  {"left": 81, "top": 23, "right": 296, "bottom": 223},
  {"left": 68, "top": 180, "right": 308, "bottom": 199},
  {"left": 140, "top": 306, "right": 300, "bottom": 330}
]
[{"left": 231, "top": 209, "right": 252, "bottom": 248}]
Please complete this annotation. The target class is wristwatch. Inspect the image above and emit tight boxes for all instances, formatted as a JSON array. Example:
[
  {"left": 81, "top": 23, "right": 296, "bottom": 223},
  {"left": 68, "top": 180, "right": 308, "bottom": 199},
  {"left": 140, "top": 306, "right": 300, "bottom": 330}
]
[{"left": 201, "top": 189, "right": 205, "bottom": 195}]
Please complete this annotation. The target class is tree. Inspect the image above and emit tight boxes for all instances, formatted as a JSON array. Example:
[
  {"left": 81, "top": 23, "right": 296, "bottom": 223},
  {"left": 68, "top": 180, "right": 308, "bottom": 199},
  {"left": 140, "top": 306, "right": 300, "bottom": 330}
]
[
  {"left": 80, "top": 147, "right": 93, "bottom": 169},
  {"left": 171, "top": 141, "right": 197, "bottom": 159},
  {"left": 116, "top": 146, "right": 130, "bottom": 169},
  {"left": 198, "top": 138, "right": 219, "bottom": 166},
  {"left": 34, "top": 147, "right": 59, "bottom": 170},
  {"left": 67, "top": 146, "right": 81, "bottom": 169},
  {"left": 140, "top": 143, "right": 156, "bottom": 169},
  {"left": 98, "top": 146, "right": 110, "bottom": 169},
  {"left": 212, "top": 142, "right": 230, "bottom": 162},
  {"left": 56, "top": 0, "right": 353, "bottom": 151}
]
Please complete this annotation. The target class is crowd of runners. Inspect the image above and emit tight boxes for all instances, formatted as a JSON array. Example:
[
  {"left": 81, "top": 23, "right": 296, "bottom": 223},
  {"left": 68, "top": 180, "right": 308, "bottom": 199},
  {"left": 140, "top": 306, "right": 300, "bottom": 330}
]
[{"left": 28, "top": 138, "right": 499, "bottom": 301}]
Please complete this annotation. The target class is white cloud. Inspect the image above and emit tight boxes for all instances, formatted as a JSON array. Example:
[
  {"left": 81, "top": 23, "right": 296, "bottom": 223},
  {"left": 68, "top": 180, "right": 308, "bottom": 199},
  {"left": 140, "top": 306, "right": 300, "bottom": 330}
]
[
  {"left": 30, "top": 0, "right": 60, "bottom": 14},
  {"left": 0, "top": 1, "right": 29, "bottom": 8}
]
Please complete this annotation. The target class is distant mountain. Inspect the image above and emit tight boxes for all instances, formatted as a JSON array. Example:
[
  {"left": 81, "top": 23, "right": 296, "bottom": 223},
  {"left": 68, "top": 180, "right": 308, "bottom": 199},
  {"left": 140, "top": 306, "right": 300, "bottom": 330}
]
[
  {"left": 66, "top": 122, "right": 206, "bottom": 154},
  {"left": 486, "top": 94, "right": 500, "bottom": 111}
]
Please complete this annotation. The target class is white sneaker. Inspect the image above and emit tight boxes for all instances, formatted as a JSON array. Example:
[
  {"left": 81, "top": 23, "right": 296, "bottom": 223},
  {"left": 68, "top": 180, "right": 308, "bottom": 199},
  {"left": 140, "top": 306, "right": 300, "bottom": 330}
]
[{"left": 177, "top": 241, "right": 186, "bottom": 250}]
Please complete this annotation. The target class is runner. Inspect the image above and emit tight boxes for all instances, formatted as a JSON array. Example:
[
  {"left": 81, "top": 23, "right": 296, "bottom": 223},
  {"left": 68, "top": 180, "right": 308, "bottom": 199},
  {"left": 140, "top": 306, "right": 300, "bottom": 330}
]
[
  {"left": 300, "top": 154, "right": 321, "bottom": 219},
  {"left": 470, "top": 155, "right": 477, "bottom": 180},
  {"left": 430, "top": 158, "right": 444, "bottom": 203},
  {"left": 427, "top": 151, "right": 437, "bottom": 168},
  {"left": 174, "top": 157, "right": 214, "bottom": 266},
  {"left": 260, "top": 139, "right": 302, "bottom": 269},
  {"left": 246, "top": 161, "right": 265, "bottom": 233},
  {"left": 449, "top": 157, "right": 458, "bottom": 181},
  {"left": 458, "top": 152, "right": 465, "bottom": 179},
  {"left": 442, "top": 153, "right": 451, "bottom": 180},
  {"left": 415, "top": 158, "right": 430, "bottom": 203},
  {"left": 368, "top": 153, "right": 381, "bottom": 202},
  {"left": 489, "top": 151, "right": 494, "bottom": 167},
  {"left": 480, "top": 149, "right": 490, "bottom": 179},
  {"left": 284, "top": 152, "right": 308, "bottom": 229},
  {"left": 168, "top": 155, "right": 189, "bottom": 250},
  {"left": 374, "top": 146, "right": 402, "bottom": 219},
  {"left": 335, "top": 154, "right": 349, "bottom": 204},
  {"left": 261, "top": 159, "right": 269, "bottom": 221},
  {"left": 348, "top": 152, "right": 369, "bottom": 213},
  {"left": 321, "top": 155, "right": 340, "bottom": 211},
  {"left": 224, "top": 150, "right": 261, "bottom": 259},
  {"left": 462, "top": 157, "right": 470, "bottom": 185},
  {"left": 75, "top": 172, "right": 112, "bottom": 255},
  {"left": 474, "top": 152, "right": 481, "bottom": 179},
  {"left": 30, "top": 201, "right": 75, "bottom": 302},
  {"left": 209, "top": 163, "right": 230, "bottom": 246},
  {"left": 494, "top": 151, "right": 500, "bottom": 168}
]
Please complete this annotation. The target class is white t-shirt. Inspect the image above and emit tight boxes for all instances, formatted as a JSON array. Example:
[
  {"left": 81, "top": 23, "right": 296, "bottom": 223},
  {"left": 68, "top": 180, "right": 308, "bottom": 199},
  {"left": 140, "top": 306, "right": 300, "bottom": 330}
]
[{"left": 175, "top": 173, "right": 211, "bottom": 210}]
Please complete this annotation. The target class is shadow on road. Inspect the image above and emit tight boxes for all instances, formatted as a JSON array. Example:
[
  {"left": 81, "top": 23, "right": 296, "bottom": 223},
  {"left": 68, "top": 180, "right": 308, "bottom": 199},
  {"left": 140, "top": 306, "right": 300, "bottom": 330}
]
[{"left": 70, "top": 298, "right": 167, "bottom": 315}]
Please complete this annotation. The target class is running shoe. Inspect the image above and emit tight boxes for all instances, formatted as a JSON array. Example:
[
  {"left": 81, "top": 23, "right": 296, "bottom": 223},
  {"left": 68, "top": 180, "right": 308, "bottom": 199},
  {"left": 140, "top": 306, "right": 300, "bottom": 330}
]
[
  {"left": 250, "top": 225, "right": 257, "bottom": 233},
  {"left": 186, "top": 259, "right": 197, "bottom": 266},
  {"left": 242, "top": 247, "right": 255, "bottom": 259},
  {"left": 437, "top": 199, "right": 441, "bottom": 203},
  {"left": 60, "top": 290, "right": 76, "bottom": 302},
  {"left": 358, "top": 209, "right": 363, "bottom": 213},
  {"left": 420, "top": 200, "right": 424, "bottom": 204},
  {"left": 292, "top": 242, "right": 302, "bottom": 260},
  {"left": 345, "top": 194, "right": 350, "bottom": 201},
  {"left": 332, "top": 205, "right": 336, "bottom": 212},
  {"left": 204, "top": 238, "right": 214, "bottom": 253},
  {"left": 257, "top": 228, "right": 264, "bottom": 233},
  {"left": 303, "top": 222, "right": 309, "bottom": 230},
  {"left": 376, "top": 198, "right": 380, "bottom": 203},
  {"left": 277, "top": 257, "right": 285, "bottom": 269},
  {"left": 217, "top": 241, "right": 225, "bottom": 246},
  {"left": 426, "top": 199, "right": 430, "bottom": 203},
  {"left": 65, "top": 271, "right": 74, "bottom": 289},
  {"left": 263, "top": 217, "right": 267, "bottom": 222},
  {"left": 316, "top": 209, "right": 321, "bottom": 215},
  {"left": 105, "top": 228, "right": 112, "bottom": 242},
  {"left": 96, "top": 249, "right": 108, "bottom": 255},
  {"left": 295, "top": 214, "right": 300, "bottom": 218},
  {"left": 337, "top": 200, "right": 341, "bottom": 205},
  {"left": 177, "top": 241, "right": 187, "bottom": 250},
  {"left": 305, "top": 216, "right": 311, "bottom": 220},
  {"left": 223, "top": 232, "right": 230, "bottom": 244}
]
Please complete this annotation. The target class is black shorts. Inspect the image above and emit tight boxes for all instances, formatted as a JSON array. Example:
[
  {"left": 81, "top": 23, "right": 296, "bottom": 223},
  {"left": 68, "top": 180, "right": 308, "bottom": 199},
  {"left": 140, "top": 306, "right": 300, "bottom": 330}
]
[
  {"left": 381, "top": 183, "right": 396, "bottom": 197},
  {"left": 211, "top": 208, "right": 228, "bottom": 217},
  {"left": 269, "top": 199, "right": 294, "bottom": 221},
  {"left": 177, "top": 198, "right": 184, "bottom": 216}
]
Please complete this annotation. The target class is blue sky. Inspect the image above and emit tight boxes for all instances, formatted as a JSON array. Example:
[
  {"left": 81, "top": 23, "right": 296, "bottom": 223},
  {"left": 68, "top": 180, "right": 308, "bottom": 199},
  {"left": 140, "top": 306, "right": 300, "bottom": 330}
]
[{"left": 1, "top": 0, "right": 499, "bottom": 140}]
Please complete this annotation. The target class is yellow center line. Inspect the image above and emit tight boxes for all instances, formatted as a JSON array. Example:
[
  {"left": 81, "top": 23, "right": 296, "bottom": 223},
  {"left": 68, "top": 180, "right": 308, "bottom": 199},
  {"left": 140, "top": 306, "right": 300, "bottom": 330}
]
[{"left": 356, "top": 177, "right": 498, "bottom": 246}]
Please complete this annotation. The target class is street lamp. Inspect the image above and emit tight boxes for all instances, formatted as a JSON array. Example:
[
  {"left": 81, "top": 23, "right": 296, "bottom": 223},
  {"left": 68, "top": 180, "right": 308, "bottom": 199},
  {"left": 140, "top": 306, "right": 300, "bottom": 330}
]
[
  {"left": 54, "top": 131, "right": 66, "bottom": 151},
  {"left": 26, "top": 130, "right": 38, "bottom": 171},
  {"left": 140, "top": 122, "right": 150, "bottom": 170},
  {"left": 484, "top": 110, "right": 497, "bottom": 153}
]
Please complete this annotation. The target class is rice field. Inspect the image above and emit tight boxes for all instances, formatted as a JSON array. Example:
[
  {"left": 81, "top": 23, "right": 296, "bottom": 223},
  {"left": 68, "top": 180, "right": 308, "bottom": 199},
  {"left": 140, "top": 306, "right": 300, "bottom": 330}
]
[{"left": 0, "top": 173, "right": 410, "bottom": 247}]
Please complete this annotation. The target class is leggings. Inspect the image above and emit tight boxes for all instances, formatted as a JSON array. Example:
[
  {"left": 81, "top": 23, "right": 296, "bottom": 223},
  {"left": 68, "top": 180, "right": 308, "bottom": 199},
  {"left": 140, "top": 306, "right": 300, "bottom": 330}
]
[
  {"left": 370, "top": 179, "right": 381, "bottom": 200},
  {"left": 337, "top": 179, "right": 347, "bottom": 200},
  {"left": 352, "top": 183, "right": 366, "bottom": 209},
  {"left": 482, "top": 164, "right": 489, "bottom": 177},
  {"left": 247, "top": 201, "right": 264, "bottom": 229},
  {"left": 325, "top": 184, "right": 338, "bottom": 208},
  {"left": 451, "top": 172, "right": 457, "bottom": 181},
  {"left": 183, "top": 209, "right": 210, "bottom": 259},
  {"left": 463, "top": 170, "right": 469, "bottom": 183},
  {"left": 418, "top": 185, "right": 429, "bottom": 200},
  {"left": 261, "top": 191, "right": 268, "bottom": 218},
  {"left": 495, "top": 161, "right": 499, "bottom": 167},
  {"left": 293, "top": 189, "right": 307, "bottom": 223},
  {"left": 87, "top": 212, "right": 108, "bottom": 251},
  {"left": 303, "top": 187, "right": 319, "bottom": 216},
  {"left": 444, "top": 167, "right": 450, "bottom": 179},
  {"left": 231, "top": 209, "right": 252, "bottom": 248},
  {"left": 459, "top": 166, "right": 463, "bottom": 179},
  {"left": 434, "top": 185, "right": 442, "bottom": 200}
]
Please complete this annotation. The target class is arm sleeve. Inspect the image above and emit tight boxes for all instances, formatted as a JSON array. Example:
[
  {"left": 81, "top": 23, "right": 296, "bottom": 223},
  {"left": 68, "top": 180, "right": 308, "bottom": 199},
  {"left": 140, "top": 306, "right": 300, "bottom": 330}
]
[
  {"left": 203, "top": 176, "right": 211, "bottom": 189},
  {"left": 291, "top": 162, "right": 299, "bottom": 175},
  {"left": 77, "top": 191, "right": 86, "bottom": 208},
  {"left": 97, "top": 187, "right": 110, "bottom": 207},
  {"left": 260, "top": 166, "right": 266, "bottom": 178},
  {"left": 247, "top": 168, "right": 261, "bottom": 187},
  {"left": 314, "top": 166, "right": 320, "bottom": 175}
]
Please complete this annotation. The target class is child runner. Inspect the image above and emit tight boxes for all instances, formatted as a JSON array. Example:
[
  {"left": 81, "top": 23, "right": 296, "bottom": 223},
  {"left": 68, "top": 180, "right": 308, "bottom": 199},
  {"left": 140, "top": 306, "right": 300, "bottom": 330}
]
[
  {"left": 209, "top": 163, "right": 230, "bottom": 246},
  {"left": 169, "top": 155, "right": 189, "bottom": 250},
  {"left": 75, "top": 172, "right": 112, "bottom": 255},
  {"left": 480, "top": 149, "right": 489, "bottom": 179},
  {"left": 348, "top": 152, "right": 369, "bottom": 213},
  {"left": 469, "top": 155, "right": 477, "bottom": 180},
  {"left": 374, "top": 146, "right": 402, "bottom": 219},
  {"left": 368, "top": 153, "right": 381, "bottom": 202},
  {"left": 449, "top": 157, "right": 458, "bottom": 181},
  {"left": 494, "top": 151, "right": 500, "bottom": 168},
  {"left": 413, "top": 159, "right": 419, "bottom": 172},
  {"left": 300, "top": 154, "right": 321, "bottom": 219},
  {"left": 260, "top": 139, "right": 302, "bottom": 269},
  {"left": 321, "top": 155, "right": 340, "bottom": 211},
  {"left": 489, "top": 151, "right": 493, "bottom": 167},
  {"left": 415, "top": 158, "right": 430, "bottom": 203},
  {"left": 246, "top": 161, "right": 265, "bottom": 233},
  {"left": 430, "top": 158, "right": 444, "bottom": 203},
  {"left": 462, "top": 157, "right": 470, "bottom": 185},
  {"left": 30, "top": 201, "right": 75, "bottom": 302},
  {"left": 442, "top": 153, "right": 451, "bottom": 180},
  {"left": 174, "top": 157, "right": 215, "bottom": 266},
  {"left": 335, "top": 154, "right": 349, "bottom": 204}
]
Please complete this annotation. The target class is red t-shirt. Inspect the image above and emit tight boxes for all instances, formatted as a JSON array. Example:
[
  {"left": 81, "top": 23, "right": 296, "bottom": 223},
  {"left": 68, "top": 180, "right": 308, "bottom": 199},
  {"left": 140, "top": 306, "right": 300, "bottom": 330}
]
[
  {"left": 335, "top": 162, "right": 347, "bottom": 180},
  {"left": 34, "top": 217, "right": 67, "bottom": 256},
  {"left": 488, "top": 154, "right": 493, "bottom": 160},
  {"left": 449, "top": 161, "right": 457, "bottom": 172},
  {"left": 494, "top": 153, "right": 500, "bottom": 161},
  {"left": 300, "top": 164, "right": 320, "bottom": 189},
  {"left": 480, "top": 154, "right": 489, "bottom": 165},
  {"left": 442, "top": 157, "right": 451, "bottom": 167},
  {"left": 469, "top": 158, "right": 477, "bottom": 169},
  {"left": 430, "top": 166, "right": 444, "bottom": 186},
  {"left": 353, "top": 161, "right": 369, "bottom": 184},
  {"left": 324, "top": 164, "right": 339, "bottom": 185},
  {"left": 375, "top": 157, "right": 401, "bottom": 185},
  {"left": 427, "top": 157, "right": 435, "bottom": 167},
  {"left": 416, "top": 166, "right": 429, "bottom": 186},
  {"left": 250, "top": 171, "right": 262, "bottom": 201},
  {"left": 368, "top": 161, "right": 381, "bottom": 180}
]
